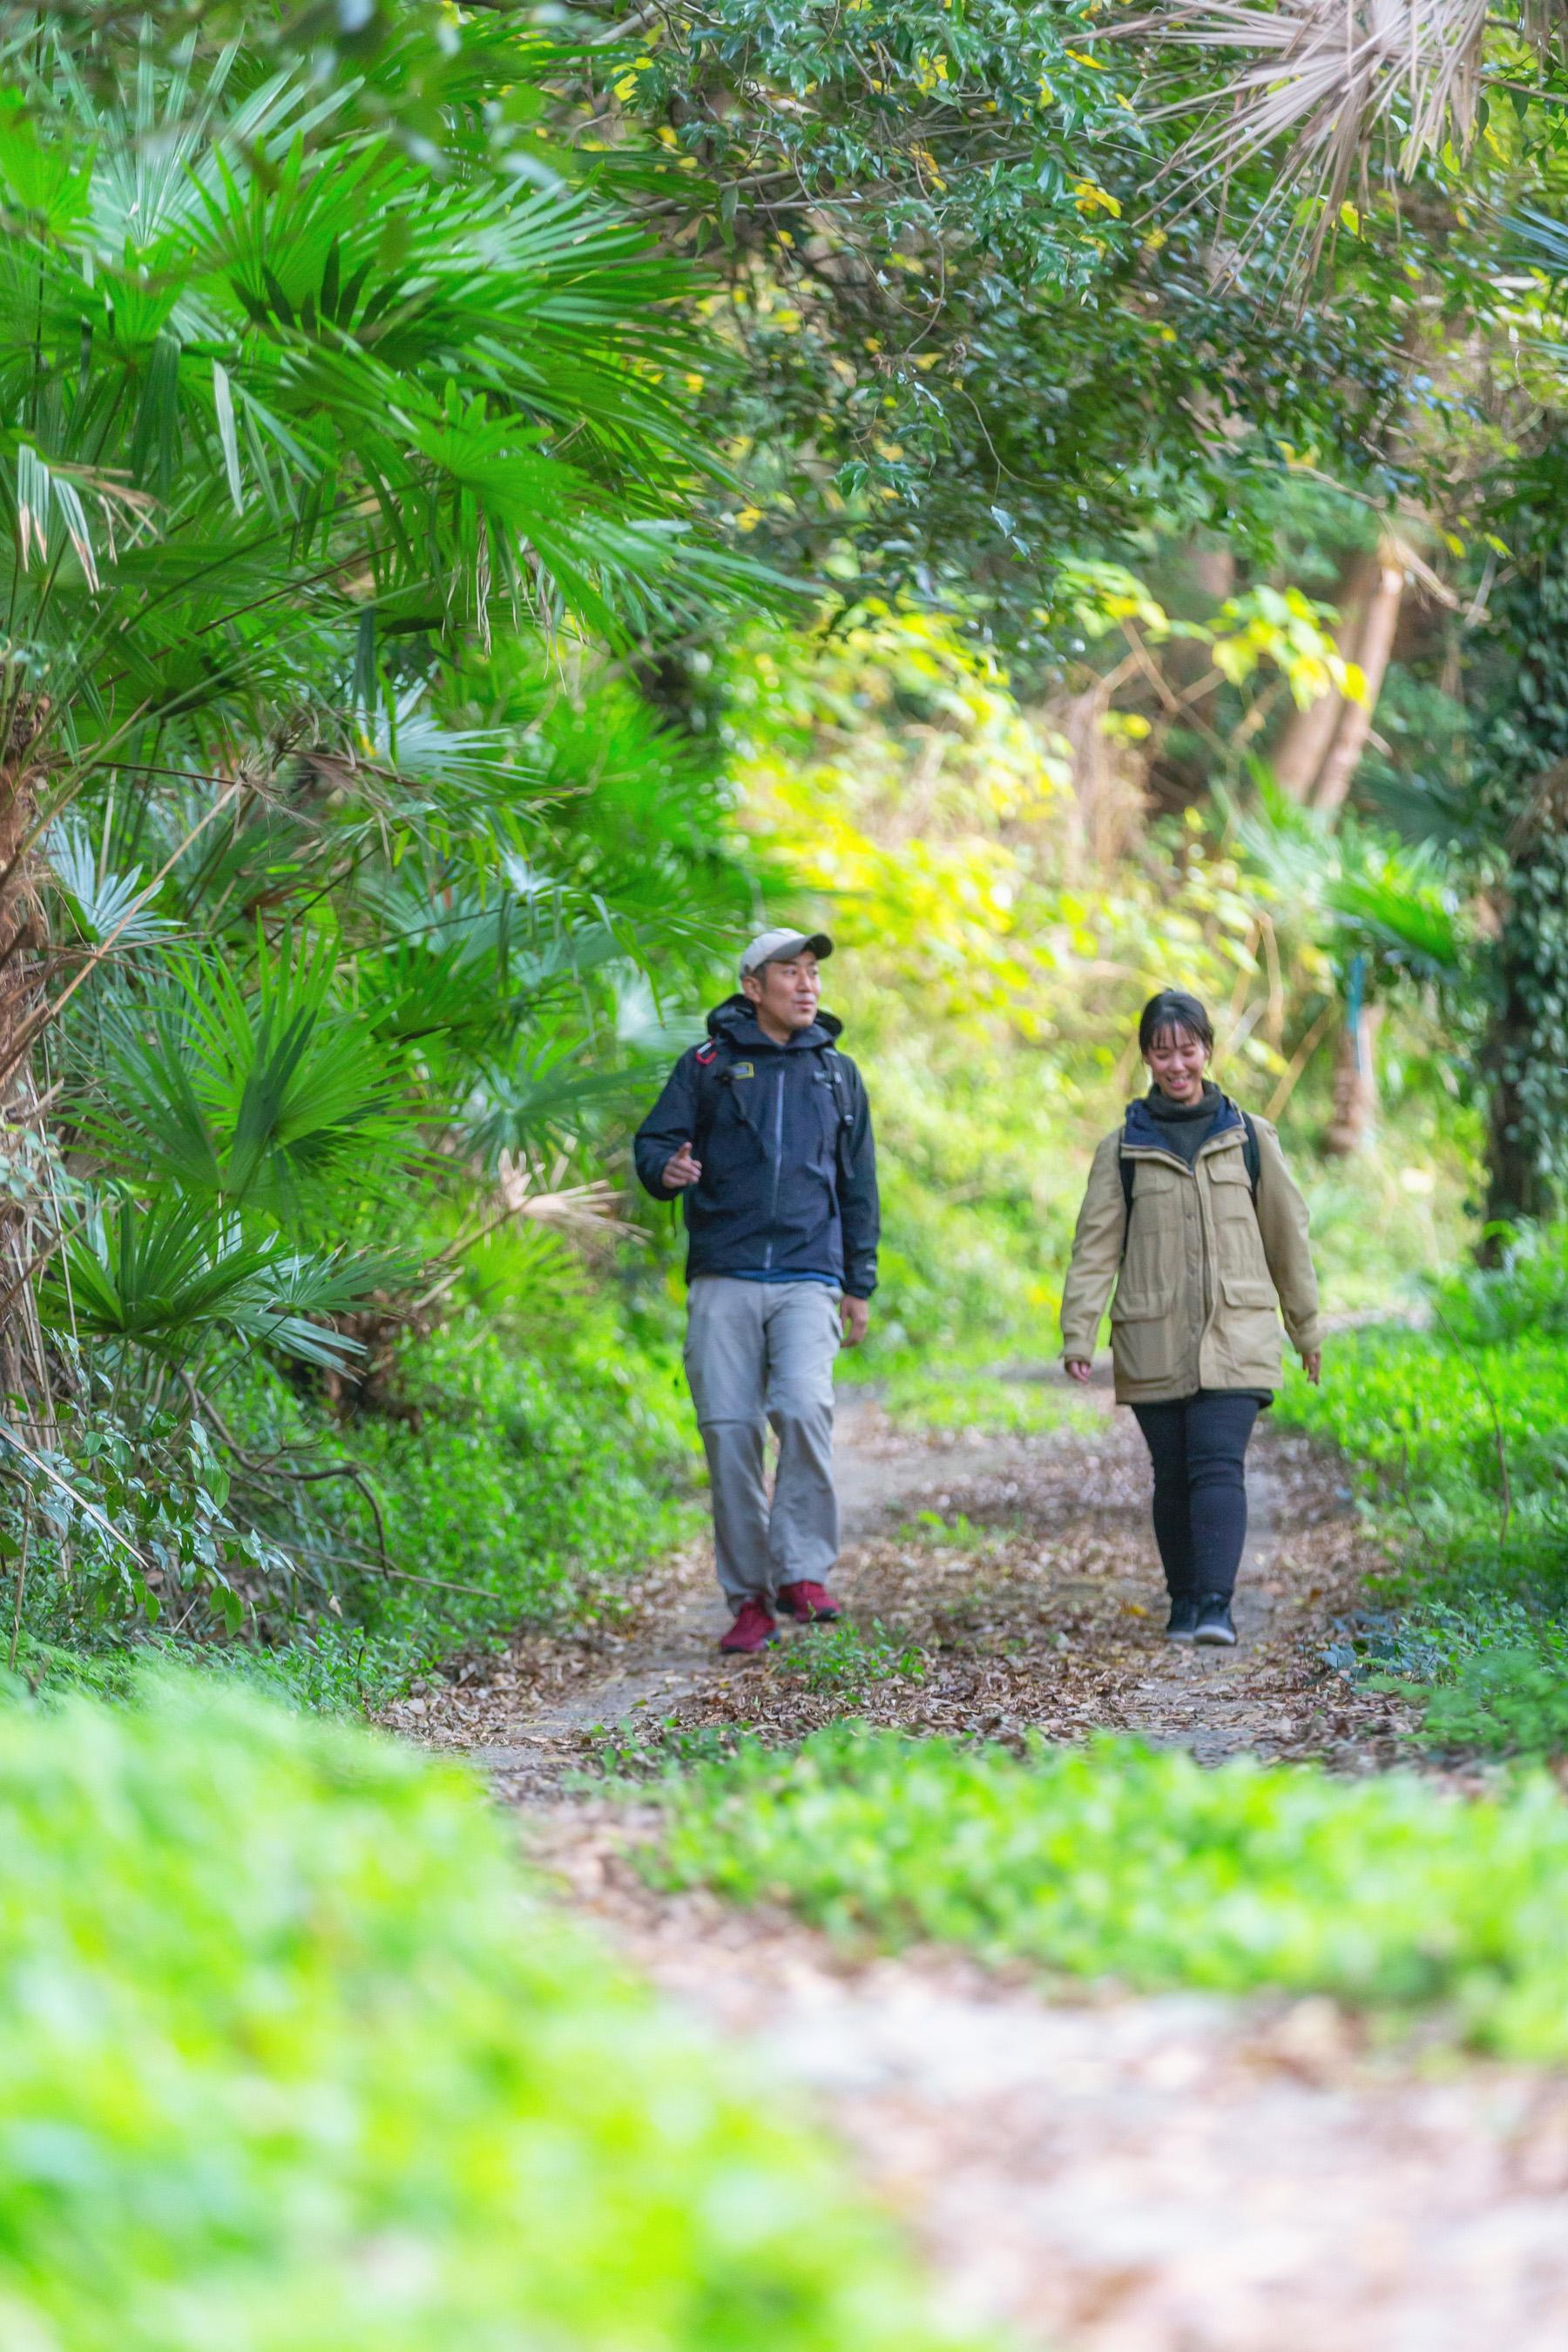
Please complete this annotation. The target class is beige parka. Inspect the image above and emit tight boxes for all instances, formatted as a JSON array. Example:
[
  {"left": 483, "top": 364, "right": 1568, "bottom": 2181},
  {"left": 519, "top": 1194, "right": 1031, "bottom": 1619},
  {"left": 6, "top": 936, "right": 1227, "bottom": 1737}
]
[{"left": 1059, "top": 1105, "right": 1321, "bottom": 1404}]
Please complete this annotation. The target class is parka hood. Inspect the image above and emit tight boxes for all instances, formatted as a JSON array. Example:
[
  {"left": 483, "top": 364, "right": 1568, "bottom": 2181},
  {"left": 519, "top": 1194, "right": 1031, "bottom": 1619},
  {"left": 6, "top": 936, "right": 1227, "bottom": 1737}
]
[{"left": 705, "top": 994, "right": 843, "bottom": 1050}]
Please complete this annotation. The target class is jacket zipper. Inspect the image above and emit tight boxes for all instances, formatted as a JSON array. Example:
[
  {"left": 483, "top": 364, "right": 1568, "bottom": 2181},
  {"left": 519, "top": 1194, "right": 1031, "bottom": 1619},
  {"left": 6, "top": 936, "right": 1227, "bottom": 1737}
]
[
  {"left": 1123, "top": 1133, "right": 1247, "bottom": 1371},
  {"left": 763, "top": 1059, "right": 786, "bottom": 1270}
]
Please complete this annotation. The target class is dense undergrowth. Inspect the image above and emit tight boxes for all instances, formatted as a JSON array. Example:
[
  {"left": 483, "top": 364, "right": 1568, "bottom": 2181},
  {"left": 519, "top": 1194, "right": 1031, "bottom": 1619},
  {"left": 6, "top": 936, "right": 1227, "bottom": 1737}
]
[
  {"left": 645, "top": 1726, "right": 1568, "bottom": 2057},
  {"left": 0, "top": 1676, "right": 983, "bottom": 2352},
  {"left": 10, "top": 1301, "right": 699, "bottom": 1714},
  {"left": 1276, "top": 1223, "right": 1568, "bottom": 1757}
]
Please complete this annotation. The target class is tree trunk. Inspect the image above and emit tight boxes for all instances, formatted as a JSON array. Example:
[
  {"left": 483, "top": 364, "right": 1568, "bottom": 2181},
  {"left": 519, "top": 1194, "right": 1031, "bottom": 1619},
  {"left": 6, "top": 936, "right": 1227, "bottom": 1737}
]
[
  {"left": 1270, "top": 551, "right": 1378, "bottom": 800},
  {"left": 1479, "top": 760, "right": 1568, "bottom": 1253},
  {"left": 0, "top": 698, "right": 53, "bottom": 1416},
  {"left": 1311, "top": 551, "right": 1404, "bottom": 816},
  {"left": 1045, "top": 681, "right": 1147, "bottom": 881},
  {"left": 1481, "top": 995, "right": 1547, "bottom": 1254},
  {"left": 1323, "top": 1000, "right": 1384, "bottom": 1156}
]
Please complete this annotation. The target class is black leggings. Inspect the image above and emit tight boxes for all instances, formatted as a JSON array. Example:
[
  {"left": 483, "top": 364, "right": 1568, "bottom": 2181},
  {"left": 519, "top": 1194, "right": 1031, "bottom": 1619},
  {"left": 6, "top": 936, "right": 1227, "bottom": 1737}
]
[{"left": 1131, "top": 1392, "right": 1260, "bottom": 1601}]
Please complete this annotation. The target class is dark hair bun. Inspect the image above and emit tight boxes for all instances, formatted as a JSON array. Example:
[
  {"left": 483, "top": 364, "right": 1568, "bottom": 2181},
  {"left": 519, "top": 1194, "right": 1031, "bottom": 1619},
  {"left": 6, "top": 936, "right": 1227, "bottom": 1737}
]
[{"left": 1139, "top": 990, "right": 1214, "bottom": 1054}]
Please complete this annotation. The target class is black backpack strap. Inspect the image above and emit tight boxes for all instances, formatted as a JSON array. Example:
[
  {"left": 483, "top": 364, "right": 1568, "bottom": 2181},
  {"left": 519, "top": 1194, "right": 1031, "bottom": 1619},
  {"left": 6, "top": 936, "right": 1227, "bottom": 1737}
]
[
  {"left": 818, "top": 1044, "right": 859, "bottom": 1177},
  {"left": 819, "top": 1044, "right": 854, "bottom": 1128},
  {"left": 691, "top": 1039, "right": 730, "bottom": 1159}
]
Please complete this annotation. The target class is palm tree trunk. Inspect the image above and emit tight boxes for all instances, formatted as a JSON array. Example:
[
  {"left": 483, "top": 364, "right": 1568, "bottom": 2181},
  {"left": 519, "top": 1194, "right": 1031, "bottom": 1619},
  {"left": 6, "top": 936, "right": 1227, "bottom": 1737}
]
[{"left": 1324, "top": 1000, "right": 1384, "bottom": 1156}]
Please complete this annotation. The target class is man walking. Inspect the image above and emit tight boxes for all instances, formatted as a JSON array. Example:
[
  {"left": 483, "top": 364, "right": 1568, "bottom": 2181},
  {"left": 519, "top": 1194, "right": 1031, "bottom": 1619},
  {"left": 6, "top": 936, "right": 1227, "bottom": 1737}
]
[{"left": 634, "top": 929, "right": 879, "bottom": 1652}]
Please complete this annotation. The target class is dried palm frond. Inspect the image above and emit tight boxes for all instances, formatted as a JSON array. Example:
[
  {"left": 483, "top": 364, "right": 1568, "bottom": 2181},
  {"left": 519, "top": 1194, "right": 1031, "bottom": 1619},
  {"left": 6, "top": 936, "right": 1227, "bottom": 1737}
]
[
  {"left": 1118, "top": 0, "right": 1555, "bottom": 277},
  {"left": 409, "top": 1154, "right": 635, "bottom": 1317},
  {"left": 492, "top": 1152, "right": 636, "bottom": 1245}
]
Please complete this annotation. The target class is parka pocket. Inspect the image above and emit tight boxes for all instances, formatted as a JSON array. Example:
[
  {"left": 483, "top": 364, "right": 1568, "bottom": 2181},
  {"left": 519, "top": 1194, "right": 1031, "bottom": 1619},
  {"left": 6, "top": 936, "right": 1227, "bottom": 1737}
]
[
  {"left": 1220, "top": 1274, "right": 1276, "bottom": 1310},
  {"left": 1208, "top": 1160, "right": 1256, "bottom": 1213},
  {"left": 1111, "top": 1291, "right": 1174, "bottom": 1386},
  {"left": 1216, "top": 1272, "right": 1282, "bottom": 1385}
]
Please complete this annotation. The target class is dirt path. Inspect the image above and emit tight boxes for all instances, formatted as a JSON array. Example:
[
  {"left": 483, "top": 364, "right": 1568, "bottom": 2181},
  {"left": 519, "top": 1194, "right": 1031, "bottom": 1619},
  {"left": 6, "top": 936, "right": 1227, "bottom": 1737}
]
[
  {"left": 407, "top": 1379, "right": 1412, "bottom": 1784},
  {"left": 391, "top": 1382, "right": 1568, "bottom": 2352}
]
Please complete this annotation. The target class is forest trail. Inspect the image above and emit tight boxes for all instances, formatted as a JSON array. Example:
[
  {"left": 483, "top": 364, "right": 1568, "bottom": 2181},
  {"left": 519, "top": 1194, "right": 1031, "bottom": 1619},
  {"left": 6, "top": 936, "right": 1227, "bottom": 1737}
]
[
  {"left": 394, "top": 1384, "right": 1568, "bottom": 2352},
  {"left": 408, "top": 1373, "right": 1413, "bottom": 1785}
]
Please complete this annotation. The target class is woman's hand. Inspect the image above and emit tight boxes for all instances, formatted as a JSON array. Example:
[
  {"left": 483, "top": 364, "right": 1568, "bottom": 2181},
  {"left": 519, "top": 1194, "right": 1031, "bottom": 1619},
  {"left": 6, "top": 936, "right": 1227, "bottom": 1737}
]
[
  {"left": 1300, "top": 1348, "right": 1321, "bottom": 1387},
  {"left": 1064, "top": 1357, "right": 1093, "bottom": 1385}
]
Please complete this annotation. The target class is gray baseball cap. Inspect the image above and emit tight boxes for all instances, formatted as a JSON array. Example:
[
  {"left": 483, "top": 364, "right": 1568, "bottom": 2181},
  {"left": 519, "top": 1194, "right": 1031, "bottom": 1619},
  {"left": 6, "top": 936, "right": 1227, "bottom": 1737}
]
[{"left": 738, "top": 926, "right": 834, "bottom": 982}]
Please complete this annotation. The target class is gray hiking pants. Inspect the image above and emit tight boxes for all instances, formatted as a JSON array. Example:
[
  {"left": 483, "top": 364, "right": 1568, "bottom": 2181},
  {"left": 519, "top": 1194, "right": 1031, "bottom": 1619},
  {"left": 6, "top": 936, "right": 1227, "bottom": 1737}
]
[{"left": 683, "top": 1276, "right": 841, "bottom": 1609}]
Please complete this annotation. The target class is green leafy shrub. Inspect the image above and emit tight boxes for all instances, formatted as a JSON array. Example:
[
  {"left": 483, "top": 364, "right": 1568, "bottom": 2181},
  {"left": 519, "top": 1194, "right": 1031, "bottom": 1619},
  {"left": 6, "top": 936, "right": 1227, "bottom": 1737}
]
[
  {"left": 1274, "top": 1234, "right": 1568, "bottom": 1754},
  {"left": 779, "top": 1619, "right": 927, "bottom": 1693},
  {"left": 1429, "top": 1221, "right": 1568, "bottom": 1343},
  {"left": 0, "top": 1678, "right": 983, "bottom": 2352},
  {"left": 1420, "top": 1642, "right": 1568, "bottom": 1757},
  {"left": 1276, "top": 1321, "right": 1568, "bottom": 1610},
  {"left": 647, "top": 1726, "right": 1568, "bottom": 2058},
  {"left": 9, "top": 1321, "right": 700, "bottom": 1711},
  {"left": 1357, "top": 1602, "right": 1568, "bottom": 1760}
]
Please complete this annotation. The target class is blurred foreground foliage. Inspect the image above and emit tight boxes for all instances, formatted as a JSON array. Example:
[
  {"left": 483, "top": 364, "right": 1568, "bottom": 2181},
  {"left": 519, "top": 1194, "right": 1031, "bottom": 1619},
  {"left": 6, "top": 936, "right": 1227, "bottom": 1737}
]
[{"left": 0, "top": 1675, "right": 988, "bottom": 2352}]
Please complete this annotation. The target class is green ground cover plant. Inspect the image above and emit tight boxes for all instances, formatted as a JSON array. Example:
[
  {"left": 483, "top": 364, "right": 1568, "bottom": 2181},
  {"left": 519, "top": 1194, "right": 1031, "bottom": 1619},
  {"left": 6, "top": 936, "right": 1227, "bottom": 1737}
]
[
  {"left": 1275, "top": 1224, "right": 1568, "bottom": 1754},
  {"left": 0, "top": 1675, "right": 986, "bottom": 2352},
  {"left": 778, "top": 1619, "right": 929, "bottom": 1695},
  {"left": 646, "top": 1726, "right": 1568, "bottom": 2058}
]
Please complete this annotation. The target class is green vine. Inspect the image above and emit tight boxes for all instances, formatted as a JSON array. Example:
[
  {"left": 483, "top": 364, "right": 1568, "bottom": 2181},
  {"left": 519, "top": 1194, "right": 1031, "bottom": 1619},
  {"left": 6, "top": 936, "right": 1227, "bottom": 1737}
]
[{"left": 1479, "top": 518, "right": 1568, "bottom": 1227}]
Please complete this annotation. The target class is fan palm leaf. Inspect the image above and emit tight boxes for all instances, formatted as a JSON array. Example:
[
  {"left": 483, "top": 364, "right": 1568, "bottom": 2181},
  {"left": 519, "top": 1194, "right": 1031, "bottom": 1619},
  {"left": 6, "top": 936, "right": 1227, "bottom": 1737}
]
[
  {"left": 39, "top": 1191, "right": 394, "bottom": 1369},
  {"left": 85, "top": 941, "right": 414, "bottom": 1220},
  {"left": 0, "top": 17, "right": 758, "bottom": 831}
]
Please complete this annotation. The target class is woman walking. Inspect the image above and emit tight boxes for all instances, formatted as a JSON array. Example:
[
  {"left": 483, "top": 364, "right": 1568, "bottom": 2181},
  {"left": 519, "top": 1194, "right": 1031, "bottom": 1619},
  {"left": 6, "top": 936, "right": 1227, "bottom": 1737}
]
[{"left": 1060, "top": 990, "right": 1321, "bottom": 1646}]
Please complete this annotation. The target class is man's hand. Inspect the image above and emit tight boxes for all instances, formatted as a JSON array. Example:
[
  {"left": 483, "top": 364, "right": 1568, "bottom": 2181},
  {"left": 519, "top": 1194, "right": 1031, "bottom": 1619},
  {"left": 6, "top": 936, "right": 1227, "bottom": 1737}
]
[
  {"left": 1301, "top": 1348, "right": 1321, "bottom": 1387},
  {"left": 841, "top": 1294, "right": 870, "bottom": 1347},
  {"left": 661, "top": 1140, "right": 702, "bottom": 1191},
  {"left": 1064, "top": 1357, "right": 1093, "bottom": 1385}
]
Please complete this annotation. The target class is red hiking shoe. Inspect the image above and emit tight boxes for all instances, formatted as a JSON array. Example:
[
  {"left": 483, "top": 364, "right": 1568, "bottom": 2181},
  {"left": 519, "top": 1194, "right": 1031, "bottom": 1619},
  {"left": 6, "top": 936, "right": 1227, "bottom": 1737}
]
[
  {"left": 720, "top": 1598, "right": 779, "bottom": 1654},
  {"left": 776, "top": 1579, "right": 841, "bottom": 1623}
]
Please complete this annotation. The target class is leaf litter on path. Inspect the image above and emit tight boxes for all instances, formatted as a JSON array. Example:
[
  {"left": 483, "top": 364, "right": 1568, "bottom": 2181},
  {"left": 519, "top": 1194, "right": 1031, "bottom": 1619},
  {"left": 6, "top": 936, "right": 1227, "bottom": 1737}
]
[{"left": 394, "top": 1393, "right": 1424, "bottom": 1784}]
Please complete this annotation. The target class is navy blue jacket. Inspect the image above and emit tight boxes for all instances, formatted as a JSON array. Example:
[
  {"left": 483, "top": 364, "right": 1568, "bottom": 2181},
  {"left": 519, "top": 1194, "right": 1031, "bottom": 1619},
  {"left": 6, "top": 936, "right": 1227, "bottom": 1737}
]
[{"left": 633, "top": 997, "right": 880, "bottom": 1296}]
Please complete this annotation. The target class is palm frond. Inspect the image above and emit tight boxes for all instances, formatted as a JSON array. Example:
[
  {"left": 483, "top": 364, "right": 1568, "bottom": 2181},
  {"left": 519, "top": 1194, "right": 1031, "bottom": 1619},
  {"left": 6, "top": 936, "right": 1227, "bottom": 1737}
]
[
  {"left": 1121, "top": 0, "right": 1543, "bottom": 274},
  {"left": 463, "top": 1045, "right": 645, "bottom": 1167},
  {"left": 85, "top": 942, "right": 413, "bottom": 1219},
  {"left": 1325, "top": 862, "right": 1464, "bottom": 974},
  {"left": 46, "top": 819, "right": 172, "bottom": 947},
  {"left": 39, "top": 1193, "right": 394, "bottom": 1369}
]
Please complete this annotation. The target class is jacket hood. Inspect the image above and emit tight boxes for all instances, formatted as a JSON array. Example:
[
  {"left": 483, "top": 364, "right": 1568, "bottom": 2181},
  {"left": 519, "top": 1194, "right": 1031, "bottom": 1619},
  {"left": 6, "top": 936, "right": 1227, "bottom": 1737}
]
[
  {"left": 1122, "top": 1090, "right": 1244, "bottom": 1155},
  {"left": 706, "top": 994, "right": 843, "bottom": 1049}
]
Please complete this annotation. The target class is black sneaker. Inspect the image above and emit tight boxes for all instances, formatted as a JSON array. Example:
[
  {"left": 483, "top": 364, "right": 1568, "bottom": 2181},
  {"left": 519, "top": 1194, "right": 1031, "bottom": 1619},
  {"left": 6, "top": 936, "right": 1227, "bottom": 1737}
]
[
  {"left": 1165, "top": 1596, "right": 1200, "bottom": 1641},
  {"left": 1193, "top": 1594, "right": 1237, "bottom": 1646}
]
